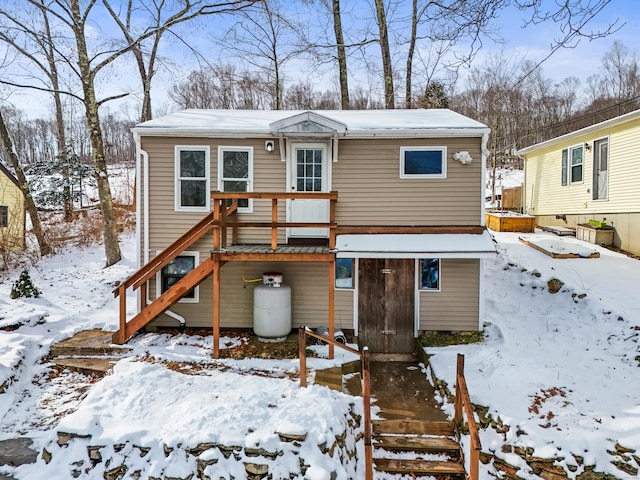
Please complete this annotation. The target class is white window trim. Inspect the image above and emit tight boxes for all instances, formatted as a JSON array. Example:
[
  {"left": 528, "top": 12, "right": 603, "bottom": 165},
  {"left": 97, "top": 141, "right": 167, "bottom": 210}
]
[
  {"left": 156, "top": 251, "right": 200, "bottom": 303},
  {"left": 218, "top": 146, "right": 254, "bottom": 213},
  {"left": 335, "top": 257, "right": 355, "bottom": 290},
  {"left": 399, "top": 146, "right": 447, "bottom": 179},
  {"left": 174, "top": 146, "right": 210, "bottom": 212},
  {"left": 418, "top": 258, "right": 441, "bottom": 292},
  {"left": 565, "top": 143, "right": 584, "bottom": 185}
]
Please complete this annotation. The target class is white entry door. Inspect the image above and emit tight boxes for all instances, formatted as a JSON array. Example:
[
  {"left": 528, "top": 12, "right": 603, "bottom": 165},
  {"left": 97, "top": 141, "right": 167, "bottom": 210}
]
[
  {"left": 593, "top": 138, "right": 608, "bottom": 200},
  {"left": 288, "top": 143, "right": 330, "bottom": 238}
]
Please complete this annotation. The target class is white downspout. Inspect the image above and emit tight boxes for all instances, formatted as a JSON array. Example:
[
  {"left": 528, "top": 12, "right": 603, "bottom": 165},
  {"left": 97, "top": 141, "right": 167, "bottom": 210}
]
[
  {"left": 480, "top": 132, "right": 490, "bottom": 226},
  {"left": 134, "top": 133, "right": 185, "bottom": 326}
]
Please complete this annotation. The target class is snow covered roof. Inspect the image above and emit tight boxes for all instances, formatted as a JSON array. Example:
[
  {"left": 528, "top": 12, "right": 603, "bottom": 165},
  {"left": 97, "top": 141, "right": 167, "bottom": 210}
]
[
  {"left": 335, "top": 231, "right": 497, "bottom": 258},
  {"left": 133, "top": 109, "right": 489, "bottom": 138},
  {"left": 517, "top": 108, "right": 640, "bottom": 155}
]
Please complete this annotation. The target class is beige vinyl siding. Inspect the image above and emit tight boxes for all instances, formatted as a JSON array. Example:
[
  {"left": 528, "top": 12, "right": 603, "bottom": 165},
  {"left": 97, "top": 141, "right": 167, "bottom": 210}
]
[
  {"left": 418, "top": 259, "right": 480, "bottom": 331},
  {"left": 524, "top": 117, "right": 640, "bottom": 216},
  {"left": 0, "top": 172, "right": 25, "bottom": 250},
  {"left": 333, "top": 138, "right": 483, "bottom": 226},
  {"left": 151, "top": 261, "right": 339, "bottom": 329},
  {"left": 142, "top": 137, "right": 288, "bottom": 252}
]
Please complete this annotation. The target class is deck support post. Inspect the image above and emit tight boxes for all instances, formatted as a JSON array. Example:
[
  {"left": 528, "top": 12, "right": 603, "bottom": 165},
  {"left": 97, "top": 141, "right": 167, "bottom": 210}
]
[
  {"left": 117, "top": 284, "right": 126, "bottom": 344},
  {"left": 271, "top": 198, "right": 278, "bottom": 250},
  {"left": 212, "top": 257, "right": 221, "bottom": 359},
  {"left": 328, "top": 259, "right": 335, "bottom": 359},
  {"left": 299, "top": 327, "right": 307, "bottom": 387},
  {"left": 362, "top": 348, "right": 373, "bottom": 480},
  {"left": 454, "top": 354, "right": 464, "bottom": 425}
]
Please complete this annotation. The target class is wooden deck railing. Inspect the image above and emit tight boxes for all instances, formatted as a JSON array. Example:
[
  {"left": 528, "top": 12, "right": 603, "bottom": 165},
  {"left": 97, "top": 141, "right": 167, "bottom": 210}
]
[
  {"left": 211, "top": 191, "right": 339, "bottom": 250},
  {"left": 298, "top": 327, "right": 374, "bottom": 480},
  {"left": 454, "top": 354, "right": 481, "bottom": 480}
]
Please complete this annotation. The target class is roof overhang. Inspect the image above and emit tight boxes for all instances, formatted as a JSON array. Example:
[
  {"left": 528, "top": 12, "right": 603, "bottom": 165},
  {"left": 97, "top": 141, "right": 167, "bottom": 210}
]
[
  {"left": 517, "top": 108, "right": 640, "bottom": 156},
  {"left": 335, "top": 231, "right": 497, "bottom": 259},
  {"left": 269, "top": 111, "right": 347, "bottom": 137}
]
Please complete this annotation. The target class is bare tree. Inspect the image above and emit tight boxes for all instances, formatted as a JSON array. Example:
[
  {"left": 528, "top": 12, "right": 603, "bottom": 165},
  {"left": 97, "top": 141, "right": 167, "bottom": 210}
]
[
  {"left": 0, "top": 108, "right": 52, "bottom": 256},
  {"left": 218, "top": 0, "right": 302, "bottom": 110}
]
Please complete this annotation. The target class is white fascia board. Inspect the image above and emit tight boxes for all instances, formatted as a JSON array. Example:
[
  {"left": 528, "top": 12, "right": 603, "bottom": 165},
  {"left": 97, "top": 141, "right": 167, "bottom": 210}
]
[{"left": 336, "top": 251, "right": 496, "bottom": 259}]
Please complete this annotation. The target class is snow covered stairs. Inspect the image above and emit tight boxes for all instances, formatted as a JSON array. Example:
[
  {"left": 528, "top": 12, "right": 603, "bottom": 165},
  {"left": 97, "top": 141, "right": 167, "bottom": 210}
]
[{"left": 371, "top": 419, "right": 465, "bottom": 478}]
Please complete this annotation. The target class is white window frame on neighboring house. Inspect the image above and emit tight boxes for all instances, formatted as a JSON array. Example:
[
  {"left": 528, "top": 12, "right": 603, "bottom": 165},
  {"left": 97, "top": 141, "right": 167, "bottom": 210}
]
[
  {"left": 218, "top": 146, "right": 254, "bottom": 213},
  {"left": 174, "top": 146, "right": 210, "bottom": 212},
  {"left": 0, "top": 206, "right": 8, "bottom": 227},
  {"left": 400, "top": 146, "right": 447, "bottom": 179},
  {"left": 561, "top": 144, "right": 584, "bottom": 185},
  {"left": 156, "top": 251, "right": 200, "bottom": 303}
]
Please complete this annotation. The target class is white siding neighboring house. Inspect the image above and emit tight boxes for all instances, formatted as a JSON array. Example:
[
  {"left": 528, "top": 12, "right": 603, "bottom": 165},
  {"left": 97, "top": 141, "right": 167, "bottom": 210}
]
[{"left": 518, "top": 109, "right": 640, "bottom": 256}]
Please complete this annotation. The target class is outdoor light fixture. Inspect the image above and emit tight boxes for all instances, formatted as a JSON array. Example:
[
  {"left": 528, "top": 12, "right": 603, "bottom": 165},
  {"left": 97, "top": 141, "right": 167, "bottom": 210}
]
[
  {"left": 584, "top": 142, "right": 591, "bottom": 151},
  {"left": 265, "top": 140, "right": 275, "bottom": 152},
  {"left": 453, "top": 151, "right": 473, "bottom": 165}
]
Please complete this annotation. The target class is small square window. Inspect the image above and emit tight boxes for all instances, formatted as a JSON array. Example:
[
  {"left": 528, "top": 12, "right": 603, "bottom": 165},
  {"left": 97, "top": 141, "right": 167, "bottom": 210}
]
[
  {"left": 335, "top": 258, "right": 353, "bottom": 289},
  {"left": 420, "top": 258, "right": 440, "bottom": 290},
  {"left": 400, "top": 147, "right": 447, "bottom": 178},
  {"left": 157, "top": 253, "right": 199, "bottom": 302}
]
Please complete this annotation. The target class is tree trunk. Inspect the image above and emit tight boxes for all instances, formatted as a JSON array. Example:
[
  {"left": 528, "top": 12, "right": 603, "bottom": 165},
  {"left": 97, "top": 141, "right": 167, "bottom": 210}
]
[
  {"left": 332, "top": 0, "right": 350, "bottom": 109},
  {"left": 42, "top": 6, "right": 72, "bottom": 221},
  {"left": 0, "top": 110, "right": 52, "bottom": 256},
  {"left": 71, "top": 0, "right": 121, "bottom": 267},
  {"left": 405, "top": 0, "right": 418, "bottom": 109},
  {"left": 374, "top": 0, "right": 394, "bottom": 109}
]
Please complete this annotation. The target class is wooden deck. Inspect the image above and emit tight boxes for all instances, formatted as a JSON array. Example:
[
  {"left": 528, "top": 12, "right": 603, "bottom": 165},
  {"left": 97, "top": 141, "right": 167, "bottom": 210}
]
[{"left": 212, "top": 244, "right": 334, "bottom": 262}]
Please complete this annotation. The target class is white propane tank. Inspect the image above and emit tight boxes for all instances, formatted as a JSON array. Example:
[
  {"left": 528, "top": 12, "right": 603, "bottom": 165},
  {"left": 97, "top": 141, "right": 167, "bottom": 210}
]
[{"left": 253, "top": 273, "right": 291, "bottom": 342}]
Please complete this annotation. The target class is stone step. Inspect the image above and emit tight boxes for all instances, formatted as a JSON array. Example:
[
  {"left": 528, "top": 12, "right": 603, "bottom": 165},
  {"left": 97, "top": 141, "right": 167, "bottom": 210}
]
[
  {"left": 52, "top": 357, "right": 121, "bottom": 376},
  {"left": 373, "top": 458, "right": 465, "bottom": 476},
  {"left": 373, "top": 435, "right": 460, "bottom": 454},
  {"left": 50, "top": 329, "right": 130, "bottom": 357},
  {"left": 372, "top": 420, "right": 455, "bottom": 436},
  {"left": 0, "top": 438, "right": 38, "bottom": 467}
]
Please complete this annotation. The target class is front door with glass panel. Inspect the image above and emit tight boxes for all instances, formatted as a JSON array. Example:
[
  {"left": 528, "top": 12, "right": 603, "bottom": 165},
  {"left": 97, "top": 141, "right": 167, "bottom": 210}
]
[
  {"left": 593, "top": 139, "right": 608, "bottom": 200},
  {"left": 288, "top": 143, "right": 329, "bottom": 238}
]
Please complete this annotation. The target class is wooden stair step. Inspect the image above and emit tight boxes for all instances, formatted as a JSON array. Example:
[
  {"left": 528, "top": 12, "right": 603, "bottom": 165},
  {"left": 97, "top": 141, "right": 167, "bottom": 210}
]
[
  {"left": 373, "top": 458, "right": 465, "bottom": 476},
  {"left": 373, "top": 435, "right": 460, "bottom": 453},
  {"left": 372, "top": 420, "right": 455, "bottom": 436}
]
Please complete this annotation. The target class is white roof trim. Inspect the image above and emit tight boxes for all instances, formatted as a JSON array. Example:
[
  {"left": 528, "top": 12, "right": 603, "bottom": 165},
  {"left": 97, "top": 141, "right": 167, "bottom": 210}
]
[
  {"left": 335, "top": 232, "right": 497, "bottom": 259},
  {"left": 269, "top": 111, "right": 347, "bottom": 135},
  {"left": 517, "top": 108, "right": 640, "bottom": 155}
]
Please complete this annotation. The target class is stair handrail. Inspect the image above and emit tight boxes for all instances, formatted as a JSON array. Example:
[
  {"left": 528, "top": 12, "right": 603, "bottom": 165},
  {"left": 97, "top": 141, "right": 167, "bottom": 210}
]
[
  {"left": 454, "top": 353, "right": 481, "bottom": 480},
  {"left": 113, "top": 210, "right": 218, "bottom": 296},
  {"left": 297, "top": 327, "right": 373, "bottom": 480}
]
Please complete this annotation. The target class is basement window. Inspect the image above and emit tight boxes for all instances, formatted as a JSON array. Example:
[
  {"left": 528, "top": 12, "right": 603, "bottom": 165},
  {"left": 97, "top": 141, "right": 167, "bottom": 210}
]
[
  {"left": 157, "top": 252, "right": 199, "bottom": 303},
  {"left": 419, "top": 258, "right": 440, "bottom": 291},
  {"left": 400, "top": 147, "right": 447, "bottom": 179},
  {"left": 335, "top": 258, "right": 353, "bottom": 289}
]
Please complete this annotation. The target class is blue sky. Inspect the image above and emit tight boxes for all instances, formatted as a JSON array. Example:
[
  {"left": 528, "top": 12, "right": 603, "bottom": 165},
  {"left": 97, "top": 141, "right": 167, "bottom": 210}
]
[
  {"left": 484, "top": 0, "right": 640, "bottom": 84},
  {"left": 6, "top": 0, "right": 640, "bottom": 118}
]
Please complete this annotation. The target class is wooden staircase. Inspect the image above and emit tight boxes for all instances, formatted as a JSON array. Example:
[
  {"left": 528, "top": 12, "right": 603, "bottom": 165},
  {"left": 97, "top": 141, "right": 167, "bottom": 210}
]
[{"left": 372, "top": 419, "right": 466, "bottom": 479}]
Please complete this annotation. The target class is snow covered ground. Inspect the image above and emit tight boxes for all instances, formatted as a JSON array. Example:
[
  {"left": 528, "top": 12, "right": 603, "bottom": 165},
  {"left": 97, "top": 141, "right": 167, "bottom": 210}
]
[{"left": 1, "top": 228, "right": 639, "bottom": 479}]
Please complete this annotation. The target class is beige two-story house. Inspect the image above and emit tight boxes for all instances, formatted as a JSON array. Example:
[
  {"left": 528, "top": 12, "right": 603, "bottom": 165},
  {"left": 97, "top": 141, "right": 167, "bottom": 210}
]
[{"left": 114, "top": 109, "right": 495, "bottom": 356}]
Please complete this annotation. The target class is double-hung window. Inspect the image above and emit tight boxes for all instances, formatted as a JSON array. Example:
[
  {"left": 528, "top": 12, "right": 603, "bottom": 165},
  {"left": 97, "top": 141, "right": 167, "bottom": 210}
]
[
  {"left": 419, "top": 258, "right": 440, "bottom": 291},
  {"left": 218, "top": 147, "right": 253, "bottom": 212},
  {"left": 0, "top": 206, "right": 7, "bottom": 227},
  {"left": 157, "top": 252, "right": 199, "bottom": 302},
  {"left": 400, "top": 147, "right": 447, "bottom": 179},
  {"left": 561, "top": 145, "right": 583, "bottom": 185},
  {"left": 175, "top": 146, "right": 210, "bottom": 212}
]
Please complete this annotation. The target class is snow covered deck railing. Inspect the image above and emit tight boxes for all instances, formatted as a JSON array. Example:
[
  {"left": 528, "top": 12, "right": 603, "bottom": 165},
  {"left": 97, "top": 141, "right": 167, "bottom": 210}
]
[
  {"left": 211, "top": 191, "right": 339, "bottom": 250},
  {"left": 454, "top": 354, "right": 481, "bottom": 480}
]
